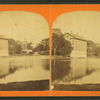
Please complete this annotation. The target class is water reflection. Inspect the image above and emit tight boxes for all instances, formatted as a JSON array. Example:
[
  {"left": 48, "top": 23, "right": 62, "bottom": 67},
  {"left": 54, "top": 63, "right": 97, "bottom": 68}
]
[
  {"left": 0, "top": 56, "right": 50, "bottom": 83},
  {"left": 64, "top": 58, "right": 87, "bottom": 82},
  {"left": 0, "top": 58, "right": 9, "bottom": 78},
  {"left": 52, "top": 58, "right": 100, "bottom": 84},
  {"left": 52, "top": 59, "right": 71, "bottom": 82}
]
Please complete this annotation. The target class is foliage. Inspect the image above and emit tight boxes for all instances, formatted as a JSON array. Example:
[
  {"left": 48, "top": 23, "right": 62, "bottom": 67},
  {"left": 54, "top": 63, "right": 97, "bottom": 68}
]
[
  {"left": 87, "top": 40, "right": 100, "bottom": 56},
  {"left": 41, "top": 38, "right": 49, "bottom": 51},
  {"left": 8, "top": 37, "right": 49, "bottom": 55},
  {"left": 93, "top": 43, "right": 100, "bottom": 56},
  {"left": 33, "top": 38, "right": 49, "bottom": 52},
  {"left": 8, "top": 39, "right": 34, "bottom": 55},
  {"left": 27, "top": 42, "right": 33, "bottom": 50},
  {"left": 52, "top": 28, "right": 73, "bottom": 56},
  {"left": 8, "top": 39, "right": 16, "bottom": 54},
  {"left": 34, "top": 43, "right": 45, "bottom": 51},
  {"left": 15, "top": 42, "right": 23, "bottom": 54},
  {"left": 87, "top": 40, "right": 94, "bottom": 56}
]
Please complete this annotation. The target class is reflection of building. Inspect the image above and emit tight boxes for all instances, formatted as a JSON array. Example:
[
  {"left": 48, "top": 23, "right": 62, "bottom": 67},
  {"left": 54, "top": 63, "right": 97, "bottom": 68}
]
[
  {"left": 0, "top": 58, "right": 9, "bottom": 77},
  {"left": 70, "top": 58, "right": 87, "bottom": 78},
  {"left": 64, "top": 33, "right": 87, "bottom": 57},
  {"left": 0, "top": 35, "right": 9, "bottom": 56},
  {"left": 63, "top": 58, "right": 87, "bottom": 82}
]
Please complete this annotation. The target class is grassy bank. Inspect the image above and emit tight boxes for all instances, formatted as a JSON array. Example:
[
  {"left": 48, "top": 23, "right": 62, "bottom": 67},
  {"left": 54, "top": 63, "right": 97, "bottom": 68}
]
[
  {"left": 53, "top": 84, "right": 100, "bottom": 91},
  {"left": 0, "top": 80, "right": 49, "bottom": 91}
]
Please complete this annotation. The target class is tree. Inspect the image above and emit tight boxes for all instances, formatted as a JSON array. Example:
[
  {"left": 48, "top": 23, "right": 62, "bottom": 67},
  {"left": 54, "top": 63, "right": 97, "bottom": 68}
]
[
  {"left": 33, "top": 38, "right": 49, "bottom": 52},
  {"left": 87, "top": 40, "right": 94, "bottom": 56},
  {"left": 8, "top": 39, "right": 16, "bottom": 54},
  {"left": 87, "top": 40, "right": 100, "bottom": 56},
  {"left": 93, "top": 43, "right": 100, "bottom": 56},
  {"left": 41, "top": 38, "right": 49, "bottom": 51},
  {"left": 52, "top": 28, "right": 73, "bottom": 57},
  {"left": 8, "top": 39, "right": 24, "bottom": 54},
  {"left": 27, "top": 42, "right": 33, "bottom": 50},
  {"left": 34, "top": 43, "right": 45, "bottom": 52},
  {"left": 15, "top": 42, "right": 23, "bottom": 54}
]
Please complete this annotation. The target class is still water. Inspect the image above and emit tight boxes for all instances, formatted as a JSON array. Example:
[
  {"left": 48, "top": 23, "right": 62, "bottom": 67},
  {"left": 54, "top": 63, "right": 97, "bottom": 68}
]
[
  {"left": 52, "top": 57, "right": 100, "bottom": 85},
  {"left": 0, "top": 56, "right": 50, "bottom": 84}
]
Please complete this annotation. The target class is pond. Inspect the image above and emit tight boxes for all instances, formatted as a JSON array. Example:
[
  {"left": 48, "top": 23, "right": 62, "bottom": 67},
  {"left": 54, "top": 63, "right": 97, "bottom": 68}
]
[
  {"left": 52, "top": 57, "right": 100, "bottom": 85},
  {"left": 0, "top": 55, "right": 50, "bottom": 84}
]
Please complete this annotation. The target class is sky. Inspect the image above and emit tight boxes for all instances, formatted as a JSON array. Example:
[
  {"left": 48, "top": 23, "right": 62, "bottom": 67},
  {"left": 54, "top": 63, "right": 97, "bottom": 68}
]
[
  {"left": 52, "top": 11, "right": 100, "bottom": 43},
  {"left": 0, "top": 11, "right": 49, "bottom": 47}
]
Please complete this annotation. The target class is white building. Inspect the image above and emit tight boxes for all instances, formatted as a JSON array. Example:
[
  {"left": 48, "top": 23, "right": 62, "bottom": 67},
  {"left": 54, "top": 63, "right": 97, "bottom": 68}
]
[
  {"left": 0, "top": 35, "right": 9, "bottom": 56},
  {"left": 64, "top": 33, "right": 87, "bottom": 57}
]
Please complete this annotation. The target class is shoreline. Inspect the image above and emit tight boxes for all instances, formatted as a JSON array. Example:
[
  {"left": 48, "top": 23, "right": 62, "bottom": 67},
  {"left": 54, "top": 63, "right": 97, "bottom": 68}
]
[
  {"left": 53, "top": 84, "right": 100, "bottom": 91},
  {"left": 0, "top": 80, "right": 49, "bottom": 91},
  {"left": 51, "top": 55, "right": 100, "bottom": 60}
]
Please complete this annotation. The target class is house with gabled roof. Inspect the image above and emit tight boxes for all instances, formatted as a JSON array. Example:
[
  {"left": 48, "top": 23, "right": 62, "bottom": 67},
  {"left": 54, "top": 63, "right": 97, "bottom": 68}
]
[
  {"left": 64, "top": 32, "right": 87, "bottom": 57},
  {"left": 0, "top": 35, "right": 9, "bottom": 56}
]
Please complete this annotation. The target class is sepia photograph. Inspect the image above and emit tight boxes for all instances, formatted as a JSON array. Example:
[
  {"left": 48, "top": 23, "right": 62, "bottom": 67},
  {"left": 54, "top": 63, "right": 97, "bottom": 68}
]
[
  {"left": 0, "top": 11, "right": 50, "bottom": 91},
  {"left": 51, "top": 11, "right": 100, "bottom": 91}
]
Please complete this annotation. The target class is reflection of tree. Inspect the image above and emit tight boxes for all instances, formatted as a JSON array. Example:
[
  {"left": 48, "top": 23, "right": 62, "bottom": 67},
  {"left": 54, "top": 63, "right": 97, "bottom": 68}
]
[
  {"left": 9, "top": 66, "right": 18, "bottom": 74},
  {"left": 0, "top": 65, "right": 18, "bottom": 79},
  {"left": 42, "top": 60, "right": 50, "bottom": 70},
  {"left": 51, "top": 59, "right": 71, "bottom": 81}
]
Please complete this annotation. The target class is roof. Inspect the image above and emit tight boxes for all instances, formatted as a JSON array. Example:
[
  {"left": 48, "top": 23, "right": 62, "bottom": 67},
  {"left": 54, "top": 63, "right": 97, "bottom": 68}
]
[
  {"left": 0, "top": 35, "right": 8, "bottom": 40},
  {"left": 64, "top": 32, "right": 87, "bottom": 42}
]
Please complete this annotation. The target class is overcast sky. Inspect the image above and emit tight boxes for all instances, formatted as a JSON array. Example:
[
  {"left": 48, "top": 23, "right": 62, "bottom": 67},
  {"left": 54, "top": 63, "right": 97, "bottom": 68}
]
[
  {"left": 53, "top": 11, "right": 100, "bottom": 43},
  {"left": 0, "top": 11, "right": 49, "bottom": 47}
]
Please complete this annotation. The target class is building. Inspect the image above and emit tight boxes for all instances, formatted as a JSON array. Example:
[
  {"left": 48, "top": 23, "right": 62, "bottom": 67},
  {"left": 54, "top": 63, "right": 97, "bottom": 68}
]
[
  {"left": 64, "top": 32, "right": 87, "bottom": 57},
  {"left": 0, "top": 35, "right": 9, "bottom": 56}
]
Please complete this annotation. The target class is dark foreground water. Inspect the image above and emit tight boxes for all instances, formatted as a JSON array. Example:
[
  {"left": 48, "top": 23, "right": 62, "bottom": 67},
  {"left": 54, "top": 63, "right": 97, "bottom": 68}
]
[
  {"left": 0, "top": 55, "right": 50, "bottom": 91},
  {"left": 52, "top": 57, "right": 100, "bottom": 90}
]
